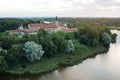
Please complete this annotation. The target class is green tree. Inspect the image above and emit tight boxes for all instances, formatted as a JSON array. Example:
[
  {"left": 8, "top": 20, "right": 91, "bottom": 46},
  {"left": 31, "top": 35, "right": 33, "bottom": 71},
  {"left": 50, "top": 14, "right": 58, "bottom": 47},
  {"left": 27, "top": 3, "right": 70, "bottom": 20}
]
[
  {"left": 52, "top": 35, "right": 67, "bottom": 53},
  {"left": 111, "top": 33, "right": 117, "bottom": 43},
  {"left": 91, "top": 39, "right": 99, "bottom": 47},
  {"left": 65, "top": 40, "right": 75, "bottom": 53},
  {"left": 23, "top": 41, "right": 44, "bottom": 62},
  {"left": 7, "top": 44, "right": 24, "bottom": 65},
  {"left": 0, "top": 18, "right": 34, "bottom": 32},
  {"left": 102, "top": 32, "right": 111, "bottom": 47},
  {"left": 0, "top": 48, "right": 7, "bottom": 71},
  {"left": 39, "top": 37, "right": 57, "bottom": 57},
  {"left": 65, "top": 32, "right": 74, "bottom": 40},
  {"left": 79, "top": 34, "right": 88, "bottom": 45},
  {"left": 1, "top": 36, "right": 14, "bottom": 49},
  {"left": 37, "top": 29, "right": 48, "bottom": 38}
]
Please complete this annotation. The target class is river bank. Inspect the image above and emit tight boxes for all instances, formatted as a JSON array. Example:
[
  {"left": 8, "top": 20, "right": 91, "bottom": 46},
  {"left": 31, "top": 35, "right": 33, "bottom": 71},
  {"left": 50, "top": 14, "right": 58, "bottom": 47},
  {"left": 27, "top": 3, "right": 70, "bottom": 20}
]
[{"left": 3, "top": 43, "right": 106, "bottom": 75}]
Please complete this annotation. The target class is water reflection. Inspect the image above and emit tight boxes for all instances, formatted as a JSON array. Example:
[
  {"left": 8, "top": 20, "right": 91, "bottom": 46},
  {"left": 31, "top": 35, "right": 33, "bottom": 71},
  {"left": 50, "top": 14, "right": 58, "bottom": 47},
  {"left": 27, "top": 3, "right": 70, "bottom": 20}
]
[{"left": 1, "top": 30, "right": 120, "bottom": 80}]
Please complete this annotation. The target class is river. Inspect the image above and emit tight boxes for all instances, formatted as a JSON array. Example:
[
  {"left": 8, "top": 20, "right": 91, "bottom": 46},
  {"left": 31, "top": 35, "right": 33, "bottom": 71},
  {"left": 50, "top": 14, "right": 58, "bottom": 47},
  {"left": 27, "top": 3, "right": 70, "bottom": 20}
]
[{"left": 1, "top": 30, "right": 120, "bottom": 80}]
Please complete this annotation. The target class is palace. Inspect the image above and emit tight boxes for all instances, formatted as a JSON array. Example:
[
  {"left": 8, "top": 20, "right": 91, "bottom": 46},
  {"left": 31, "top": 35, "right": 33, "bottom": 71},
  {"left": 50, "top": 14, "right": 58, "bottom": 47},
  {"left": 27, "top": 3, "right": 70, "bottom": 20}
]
[{"left": 8, "top": 17, "right": 77, "bottom": 35}]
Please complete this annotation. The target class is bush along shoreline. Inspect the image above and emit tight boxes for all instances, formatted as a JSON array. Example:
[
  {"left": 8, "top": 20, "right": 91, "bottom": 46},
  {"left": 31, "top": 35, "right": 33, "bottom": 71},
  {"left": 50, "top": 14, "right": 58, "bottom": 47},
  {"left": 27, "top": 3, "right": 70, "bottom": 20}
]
[{"left": 0, "top": 24, "right": 117, "bottom": 75}]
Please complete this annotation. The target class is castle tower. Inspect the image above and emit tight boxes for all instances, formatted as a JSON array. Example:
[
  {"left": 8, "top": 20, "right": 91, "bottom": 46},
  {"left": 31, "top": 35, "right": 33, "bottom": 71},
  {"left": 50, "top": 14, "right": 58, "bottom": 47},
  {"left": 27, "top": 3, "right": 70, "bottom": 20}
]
[
  {"left": 18, "top": 24, "right": 24, "bottom": 30},
  {"left": 55, "top": 16, "right": 58, "bottom": 21},
  {"left": 55, "top": 16, "right": 60, "bottom": 31}
]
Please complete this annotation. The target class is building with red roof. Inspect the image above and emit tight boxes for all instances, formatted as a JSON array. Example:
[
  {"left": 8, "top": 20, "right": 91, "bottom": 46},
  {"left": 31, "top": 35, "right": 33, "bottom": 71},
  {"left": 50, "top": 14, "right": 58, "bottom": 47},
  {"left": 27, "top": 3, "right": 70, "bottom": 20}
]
[
  {"left": 61, "top": 28, "right": 78, "bottom": 32},
  {"left": 8, "top": 17, "right": 78, "bottom": 35}
]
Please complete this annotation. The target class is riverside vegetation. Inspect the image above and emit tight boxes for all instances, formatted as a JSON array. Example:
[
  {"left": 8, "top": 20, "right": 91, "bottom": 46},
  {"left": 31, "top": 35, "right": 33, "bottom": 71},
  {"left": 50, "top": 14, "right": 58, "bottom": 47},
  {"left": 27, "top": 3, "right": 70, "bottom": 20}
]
[{"left": 0, "top": 24, "right": 117, "bottom": 75}]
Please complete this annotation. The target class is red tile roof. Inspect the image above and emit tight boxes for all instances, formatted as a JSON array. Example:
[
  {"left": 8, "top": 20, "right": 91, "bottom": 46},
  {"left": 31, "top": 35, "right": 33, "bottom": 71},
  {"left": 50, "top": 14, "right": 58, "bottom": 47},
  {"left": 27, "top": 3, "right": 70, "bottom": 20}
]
[
  {"left": 61, "top": 28, "right": 78, "bottom": 32},
  {"left": 8, "top": 30, "right": 18, "bottom": 33},
  {"left": 21, "top": 29, "right": 38, "bottom": 33},
  {"left": 28, "top": 23, "right": 58, "bottom": 29},
  {"left": 8, "top": 29, "right": 38, "bottom": 33}
]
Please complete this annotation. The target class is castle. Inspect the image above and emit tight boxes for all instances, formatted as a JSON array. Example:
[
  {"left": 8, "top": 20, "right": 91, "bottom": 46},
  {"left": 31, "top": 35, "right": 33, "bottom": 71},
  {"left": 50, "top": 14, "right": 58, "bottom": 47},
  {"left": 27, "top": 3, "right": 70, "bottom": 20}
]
[{"left": 9, "top": 17, "right": 77, "bottom": 35}]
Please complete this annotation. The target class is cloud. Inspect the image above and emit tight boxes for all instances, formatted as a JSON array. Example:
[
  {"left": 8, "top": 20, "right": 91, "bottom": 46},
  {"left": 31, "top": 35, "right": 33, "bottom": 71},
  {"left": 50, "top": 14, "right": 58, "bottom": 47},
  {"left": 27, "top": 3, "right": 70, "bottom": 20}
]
[
  {"left": 0, "top": 0, "right": 120, "bottom": 17},
  {"left": 94, "top": 0, "right": 120, "bottom": 7}
]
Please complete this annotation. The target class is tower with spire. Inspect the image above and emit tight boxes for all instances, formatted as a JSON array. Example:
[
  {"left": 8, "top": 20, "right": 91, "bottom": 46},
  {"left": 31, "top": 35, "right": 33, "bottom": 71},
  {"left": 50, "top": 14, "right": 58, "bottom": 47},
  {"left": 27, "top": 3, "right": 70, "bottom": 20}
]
[
  {"left": 18, "top": 24, "right": 24, "bottom": 30},
  {"left": 55, "top": 16, "right": 58, "bottom": 21},
  {"left": 55, "top": 16, "right": 60, "bottom": 31}
]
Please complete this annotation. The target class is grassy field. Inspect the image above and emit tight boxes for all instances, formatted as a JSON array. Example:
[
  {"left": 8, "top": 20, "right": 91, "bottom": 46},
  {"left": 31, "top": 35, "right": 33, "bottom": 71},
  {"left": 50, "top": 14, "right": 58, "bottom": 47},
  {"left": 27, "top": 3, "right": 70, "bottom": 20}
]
[{"left": 5, "top": 40, "right": 106, "bottom": 75}]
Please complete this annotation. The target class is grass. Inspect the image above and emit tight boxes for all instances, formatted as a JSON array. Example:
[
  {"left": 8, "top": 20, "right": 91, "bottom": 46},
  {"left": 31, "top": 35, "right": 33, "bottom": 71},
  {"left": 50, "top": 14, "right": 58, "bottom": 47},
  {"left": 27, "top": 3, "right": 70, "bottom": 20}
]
[{"left": 6, "top": 40, "right": 106, "bottom": 75}]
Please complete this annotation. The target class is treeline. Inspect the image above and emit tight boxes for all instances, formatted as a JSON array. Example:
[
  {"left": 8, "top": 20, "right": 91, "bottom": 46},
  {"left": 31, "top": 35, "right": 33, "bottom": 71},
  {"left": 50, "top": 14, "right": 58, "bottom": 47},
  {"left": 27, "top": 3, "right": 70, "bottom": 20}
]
[
  {"left": 0, "top": 18, "right": 34, "bottom": 32},
  {"left": 75, "top": 24, "right": 115, "bottom": 48},
  {"left": 0, "top": 17, "right": 120, "bottom": 32},
  {"left": 59, "top": 18, "right": 120, "bottom": 28},
  {"left": 0, "top": 18, "right": 57, "bottom": 32}
]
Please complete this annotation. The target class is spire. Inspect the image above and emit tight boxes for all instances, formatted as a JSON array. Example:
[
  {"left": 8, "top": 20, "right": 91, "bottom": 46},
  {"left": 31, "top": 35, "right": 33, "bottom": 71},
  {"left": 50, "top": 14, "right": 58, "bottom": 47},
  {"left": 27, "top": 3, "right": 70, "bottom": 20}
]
[
  {"left": 55, "top": 16, "right": 60, "bottom": 31},
  {"left": 18, "top": 24, "right": 23, "bottom": 30},
  {"left": 55, "top": 16, "right": 58, "bottom": 21}
]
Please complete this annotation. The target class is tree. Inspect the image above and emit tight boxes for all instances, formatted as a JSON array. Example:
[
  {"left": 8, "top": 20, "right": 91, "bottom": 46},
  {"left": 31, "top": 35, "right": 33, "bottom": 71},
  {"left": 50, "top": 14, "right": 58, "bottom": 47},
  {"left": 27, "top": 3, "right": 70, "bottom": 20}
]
[
  {"left": 0, "top": 18, "right": 34, "bottom": 32},
  {"left": 111, "top": 33, "right": 117, "bottom": 43},
  {"left": 7, "top": 44, "right": 24, "bottom": 65},
  {"left": 91, "top": 39, "right": 99, "bottom": 47},
  {"left": 79, "top": 34, "right": 88, "bottom": 45},
  {"left": 23, "top": 41, "right": 44, "bottom": 62},
  {"left": 65, "top": 40, "right": 75, "bottom": 53},
  {"left": 74, "top": 31, "right": 79, "bottom": 39},
  {"left": 0, "top": 48, "right": 7, "bottom": 71},
  {"left": 102, "top": 32, "right": 111, "bottom": 47},
  {"left": 52, "top": 36, "right": 67, "bottom": 53},
  {"left": 39, "top": 37, "right": 57, "bottom": 57},
  {"left": 37, "top": 29, "right": 48, "bottom": 38},
  {"left": 0, "top": 36, "right": 14, "bottom": 49},
  {"left": 65, "top": 32, "right": 74, "bottom": 40}
]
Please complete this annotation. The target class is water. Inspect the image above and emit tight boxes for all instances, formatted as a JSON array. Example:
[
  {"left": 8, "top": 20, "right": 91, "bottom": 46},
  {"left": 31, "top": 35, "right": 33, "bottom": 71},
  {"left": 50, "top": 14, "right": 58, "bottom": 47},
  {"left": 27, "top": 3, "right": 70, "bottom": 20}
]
[{"left": 1, "top": 30, "right": 120, "bottom": 80}]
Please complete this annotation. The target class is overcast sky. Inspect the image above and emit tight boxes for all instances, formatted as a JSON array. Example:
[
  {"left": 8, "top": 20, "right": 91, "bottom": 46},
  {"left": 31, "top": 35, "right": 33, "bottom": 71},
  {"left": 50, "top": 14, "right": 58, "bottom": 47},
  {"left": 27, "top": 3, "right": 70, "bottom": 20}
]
[{"left": 0, "top": 0, "right": 120, "bottom": 17}]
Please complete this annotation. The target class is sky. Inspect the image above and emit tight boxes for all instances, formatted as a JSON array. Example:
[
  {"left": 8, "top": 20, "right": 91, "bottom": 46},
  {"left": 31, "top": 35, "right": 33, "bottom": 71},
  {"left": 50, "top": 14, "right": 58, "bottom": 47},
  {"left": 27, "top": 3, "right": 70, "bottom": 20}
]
[{"left": 0, "top": 0, "right": 120, "bottom": 17}]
